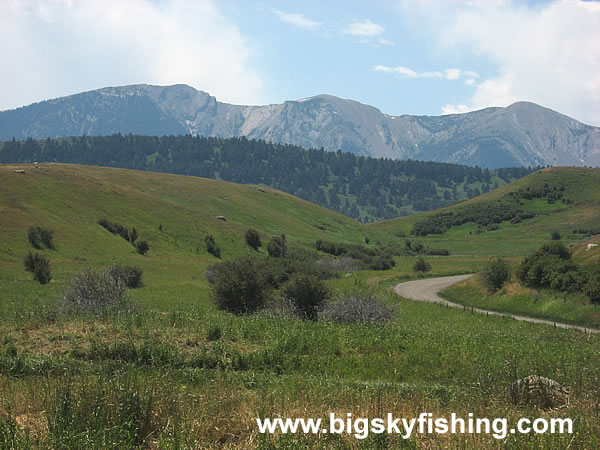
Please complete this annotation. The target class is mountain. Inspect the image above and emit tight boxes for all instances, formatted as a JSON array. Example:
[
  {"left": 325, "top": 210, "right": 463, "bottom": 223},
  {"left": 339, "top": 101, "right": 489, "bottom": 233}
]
[{"left": 1, "top": 84, "right": 599, "bottom": 168}]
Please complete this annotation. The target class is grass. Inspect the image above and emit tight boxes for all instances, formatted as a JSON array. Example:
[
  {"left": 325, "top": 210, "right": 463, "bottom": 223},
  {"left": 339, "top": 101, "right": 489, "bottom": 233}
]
[
  {"left": 2, "top": 283, "right": 600, "bottom": 447},
  {"left": 2, "top": 163, "right": 600, "bottom": 447},
  {"left": 441, "top": 277, "right": 600, "bottom": 329},
  {"left": 371, "top": 167, "right": 600, "bottom": 256}
]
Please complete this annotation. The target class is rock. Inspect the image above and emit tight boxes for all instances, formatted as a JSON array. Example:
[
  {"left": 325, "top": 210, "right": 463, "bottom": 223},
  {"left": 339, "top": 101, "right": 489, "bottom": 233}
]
[
  {"left": 587, "top": 244, "right": 598, "bottom": 251},
  {"left": 14, "top": 169, "right": 25, "bottom": 174},
  {"left": 216, "top": 216, "right": 227, "bottom": 222},
  {"left": 257, "top": 188, "right": 265, "bottom": 193},
  {"left": 507, "top": 375, "right": 569, "bottom": 409}
]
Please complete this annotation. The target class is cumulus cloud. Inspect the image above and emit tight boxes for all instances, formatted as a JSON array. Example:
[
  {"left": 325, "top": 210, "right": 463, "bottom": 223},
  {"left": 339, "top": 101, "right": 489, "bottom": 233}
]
[
  {"left": 0, "top": 0, "right": 263, "bottom": 110},
  {"left": 374, "top": 65, "right": 478, "bottom": 81},
  {"left": 272, "top": 9, "right": 321, "bottom": 30},
  {"left": 343, "top": 20, "right": 385, "bottom": 37},
  {"left": 400, "top": 0, "right": 600, "bottom": 125}
]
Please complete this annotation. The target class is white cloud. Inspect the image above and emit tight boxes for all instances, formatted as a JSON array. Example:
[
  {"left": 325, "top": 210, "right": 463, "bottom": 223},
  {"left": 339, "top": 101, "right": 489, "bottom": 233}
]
[
  {"left": 272, "top": 9, "right": 321, "bottom": 30},
  {"left": 374, "top": 65, "right": 416, "bottom": 77},
  {"left": 401, "top": 0, "right": 600, "bottom": 125},
  {"left": 444, "top": 68, "right": 461, "bottom": 80},
  {"left": 374, "top": 65, "right": 478, "bottom": 81},
  {"left": 465, "top": 78, "right": 476, "bottom": 86},
  {"left": 344, "top": 20, "right": 385, "bottom": 37},
  {"left": 442, "top": 104, "right": 471, "bottom": 115},
  {"left": 0, "top": 0, "right": 263, "bottom": 110}
]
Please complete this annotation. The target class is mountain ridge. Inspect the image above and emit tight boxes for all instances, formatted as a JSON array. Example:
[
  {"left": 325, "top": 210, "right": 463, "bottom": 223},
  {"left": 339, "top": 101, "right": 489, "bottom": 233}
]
[{"left": 1, "top": 84, "right": 599, "bottom": 169}]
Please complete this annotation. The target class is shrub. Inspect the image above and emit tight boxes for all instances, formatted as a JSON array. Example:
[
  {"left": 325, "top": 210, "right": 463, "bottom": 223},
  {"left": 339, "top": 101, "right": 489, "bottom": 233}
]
[
  {"left": 245, "top": 229, "right": 262, "bottom": 251},
  {"left": 99, "top": 219, "right": 130, "bottom": 242},
  {"left": 551, "top": 270, "right": 587, "bottom": 293},
  {"left": 411, "top": 201, "right": 527, "bottom": 236},
  {"left": 320, "top": 294, "right": 396, "bottom": 324},
  {"left": 585, "top": 273, "right": 600, "bottom": 304},
  {"left": 315, "top": 257, "right": 363, "bottom": 272},
  {"left": 135, "top": 240, "right": 150, "bottom": 255},
  {"left": 551, "top": 231, "right": 561, "bottom": 240},
  {"left": 481, "top": 258, "right": 510, "bottom": 293},
  {"left": 108, "top": 265, "right": 143, "bottom": 288},
  {"left": 262, "top": 297, "right": 301, "bottom": 318},
  {"left": 424, "top": 248, "right": 450, "bottom": 256},
  {"left": 204, "top": 235, "right": 220, "bottom": 258},
  {"left": 210, "top": 258, "right": 270, "bottom": 314},
  {"left": 516, "top": 242, "right": 575, "bottom": 289},
  {"left": 23, "top": 252, "right": 52, "bottom": 284},
  {"left": 62, "top": 268, "right": 128, "bottom": 311},
  {"left": 283, "top": 274, "right": 330, "bottom": 320},
  {"left": 413, "top": 257, "right": 431, "bottom": 273},
  {"left": 369, "top": 256, "right": 394, "bottom": 271},
  {"left": 27, "top": 226, "right": 54, "bottom": 249},
  {"left": 129, "top": 227, "right": 139, "bottom": 244},
  {"left": 267, "top": 236, "right": 283, "bottom": 257},
  {"left": 315, "top": 239, "right": 401, "bottom": 270}
]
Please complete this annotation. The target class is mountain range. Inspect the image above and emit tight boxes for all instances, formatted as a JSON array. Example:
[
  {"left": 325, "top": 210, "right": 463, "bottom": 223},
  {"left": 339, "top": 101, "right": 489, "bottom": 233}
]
[{"left": 1, "top": 84, "right": 599, "bottom": 169}]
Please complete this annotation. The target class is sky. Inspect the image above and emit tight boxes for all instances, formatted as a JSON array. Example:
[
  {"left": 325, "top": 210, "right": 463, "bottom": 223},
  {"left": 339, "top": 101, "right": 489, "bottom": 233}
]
[{"left": 1, "top": 0, "right": 599, "bottom": 126}]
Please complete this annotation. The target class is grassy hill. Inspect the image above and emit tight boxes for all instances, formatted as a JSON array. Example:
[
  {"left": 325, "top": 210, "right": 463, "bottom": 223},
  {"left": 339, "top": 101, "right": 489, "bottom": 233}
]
[
  {"left": 372, "top": 166, "right": 600, "bottom": 329},
  {"left": 371, "top": 167, "right": 600, "bottom": 256},
  {"left": 0, "top": 163, "right": 397, "bottom": 311},
  {"left": 2, "top": 164, "right": 600, "bottom": 448}
]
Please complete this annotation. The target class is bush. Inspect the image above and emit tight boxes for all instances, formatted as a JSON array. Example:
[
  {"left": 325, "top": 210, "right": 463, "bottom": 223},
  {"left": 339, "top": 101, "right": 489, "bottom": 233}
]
[
  {"left": 204, "top": 235, "right": 220, "bottom": 258},
  {"left": 516, "top": 242, "right": 575, "bottom": 289},
  {"left": 267, "top": 236, "right": 283, "bottom": 257},
  {"left": 424, "top": 248, "right": 450, "bottom": 256},
  {"left": 261, "top": 297, "right": 301, "bottom": 318},
  {"left": 585, "top": 273, "right": 600, "bottom": 304},
  {"left": 62, "top": 268, "right": 128, "bottom": 311},
  {"left": 107, "top": 265, "right": 143, "bottom": 288},
  {"left": 99, "top": 219, "right": 130, "bottom": 242},
  {"left": 315, "top": 256, "right": 363, "bottom": 272},
  {"left": 27, "top": 226, "right": 54, "bottom": 249},
  {"left": 551, "top": 231, "right": 561, "bottom": 240},
  {"left": 411, "top": 201, "right": 527, "bottom": 236},
  {"left": 210, "top": 258, "right": 270, "bottom": 314},
  {"left": 320, "top": 294, "right": 396, "bottom": 324},
  {"left": 315, "top": 239, "right": 401, "bottom": 270},
  {"left": 245, "top": 229, "right": 262, "bottom": 251},
  {"left": 283, "top": 274, "right": 330, "bottom": 320},
  {"left": 135, "top": 240, "right": 150, "bottom": 255},
  {"left": 413, "top": 257, "right": 431, "bottom": 273},
  {"left": 481, "top": 258, "right": 510, "bottom": 293},
  {"left": 23, "top": 252, "right": 52, "bottom": 284},
  {"left": 129, "top": 227, "right": 139, "bottom": 244}
]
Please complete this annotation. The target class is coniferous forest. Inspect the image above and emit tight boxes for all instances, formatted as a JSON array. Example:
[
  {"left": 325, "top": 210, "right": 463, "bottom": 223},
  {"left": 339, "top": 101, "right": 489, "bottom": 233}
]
[{"left": 0, "top": 135, "right": 535, "bottom": 221}]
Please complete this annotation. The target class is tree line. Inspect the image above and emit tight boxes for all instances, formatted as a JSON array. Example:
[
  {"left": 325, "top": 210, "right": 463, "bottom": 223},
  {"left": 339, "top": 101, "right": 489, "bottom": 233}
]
[{"left": 0, "top": 135, "right": 536, "bottom": 222}]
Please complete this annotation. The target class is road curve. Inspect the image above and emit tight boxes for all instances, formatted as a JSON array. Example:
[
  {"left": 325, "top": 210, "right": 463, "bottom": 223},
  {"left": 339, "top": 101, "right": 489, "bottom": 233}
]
[{"left": 394, "top": 274, "right": 600, "bottom": 334}]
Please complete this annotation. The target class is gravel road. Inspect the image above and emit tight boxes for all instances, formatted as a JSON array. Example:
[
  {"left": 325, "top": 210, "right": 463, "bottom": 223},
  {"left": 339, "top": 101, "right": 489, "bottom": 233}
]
[{"left": 394, "top": 274, "right": 599, "bottom": 334}]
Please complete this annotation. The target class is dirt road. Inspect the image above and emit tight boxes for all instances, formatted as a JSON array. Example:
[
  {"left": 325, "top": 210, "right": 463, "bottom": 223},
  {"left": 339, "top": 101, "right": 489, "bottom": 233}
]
[{"left": 394, "top": 274, "right": 600, "bottom": 334}]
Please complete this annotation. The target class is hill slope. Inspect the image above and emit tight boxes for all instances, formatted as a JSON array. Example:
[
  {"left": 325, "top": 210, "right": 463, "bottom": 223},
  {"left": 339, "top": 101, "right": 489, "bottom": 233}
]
[
  {"left": 0, "top": 135, "right": 534, "bottom": 221},
  {"left": 0, "top": 163, "right": 392, "bottom": 294},
  {"left": 371, "top": 167, "right": 600, "bottom": 256},
  {"left": 2, "top": 84, "right": 599, "bottom": 168}
]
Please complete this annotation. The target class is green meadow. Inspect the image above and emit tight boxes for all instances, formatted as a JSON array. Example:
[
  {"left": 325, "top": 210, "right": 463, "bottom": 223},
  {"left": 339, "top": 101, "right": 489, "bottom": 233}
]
[{"left": 1, "top": 163, "right": 600, "bottom": 448}]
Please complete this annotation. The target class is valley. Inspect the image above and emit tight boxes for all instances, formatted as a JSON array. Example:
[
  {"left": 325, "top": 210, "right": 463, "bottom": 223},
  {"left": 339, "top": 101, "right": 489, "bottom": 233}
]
[{"left": 0, "top": 163, "right": 599, "bottom": 447}]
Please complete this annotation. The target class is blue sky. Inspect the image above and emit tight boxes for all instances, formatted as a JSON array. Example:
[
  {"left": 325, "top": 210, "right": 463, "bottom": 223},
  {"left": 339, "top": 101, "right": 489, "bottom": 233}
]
[{"left": 1, "top": 0, "right": 599, "bottom": 125}]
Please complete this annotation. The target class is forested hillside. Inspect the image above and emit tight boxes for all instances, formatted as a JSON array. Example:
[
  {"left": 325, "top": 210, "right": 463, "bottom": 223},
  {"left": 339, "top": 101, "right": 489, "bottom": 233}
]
[{"left": 0, "top": 135, "right": 534, "bottom": 221}]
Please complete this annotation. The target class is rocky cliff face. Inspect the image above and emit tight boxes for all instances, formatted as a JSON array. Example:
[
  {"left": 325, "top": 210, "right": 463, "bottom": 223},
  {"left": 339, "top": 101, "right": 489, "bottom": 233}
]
[{"left": 1, "top": 84, "right": 599, "bottom": 168}]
